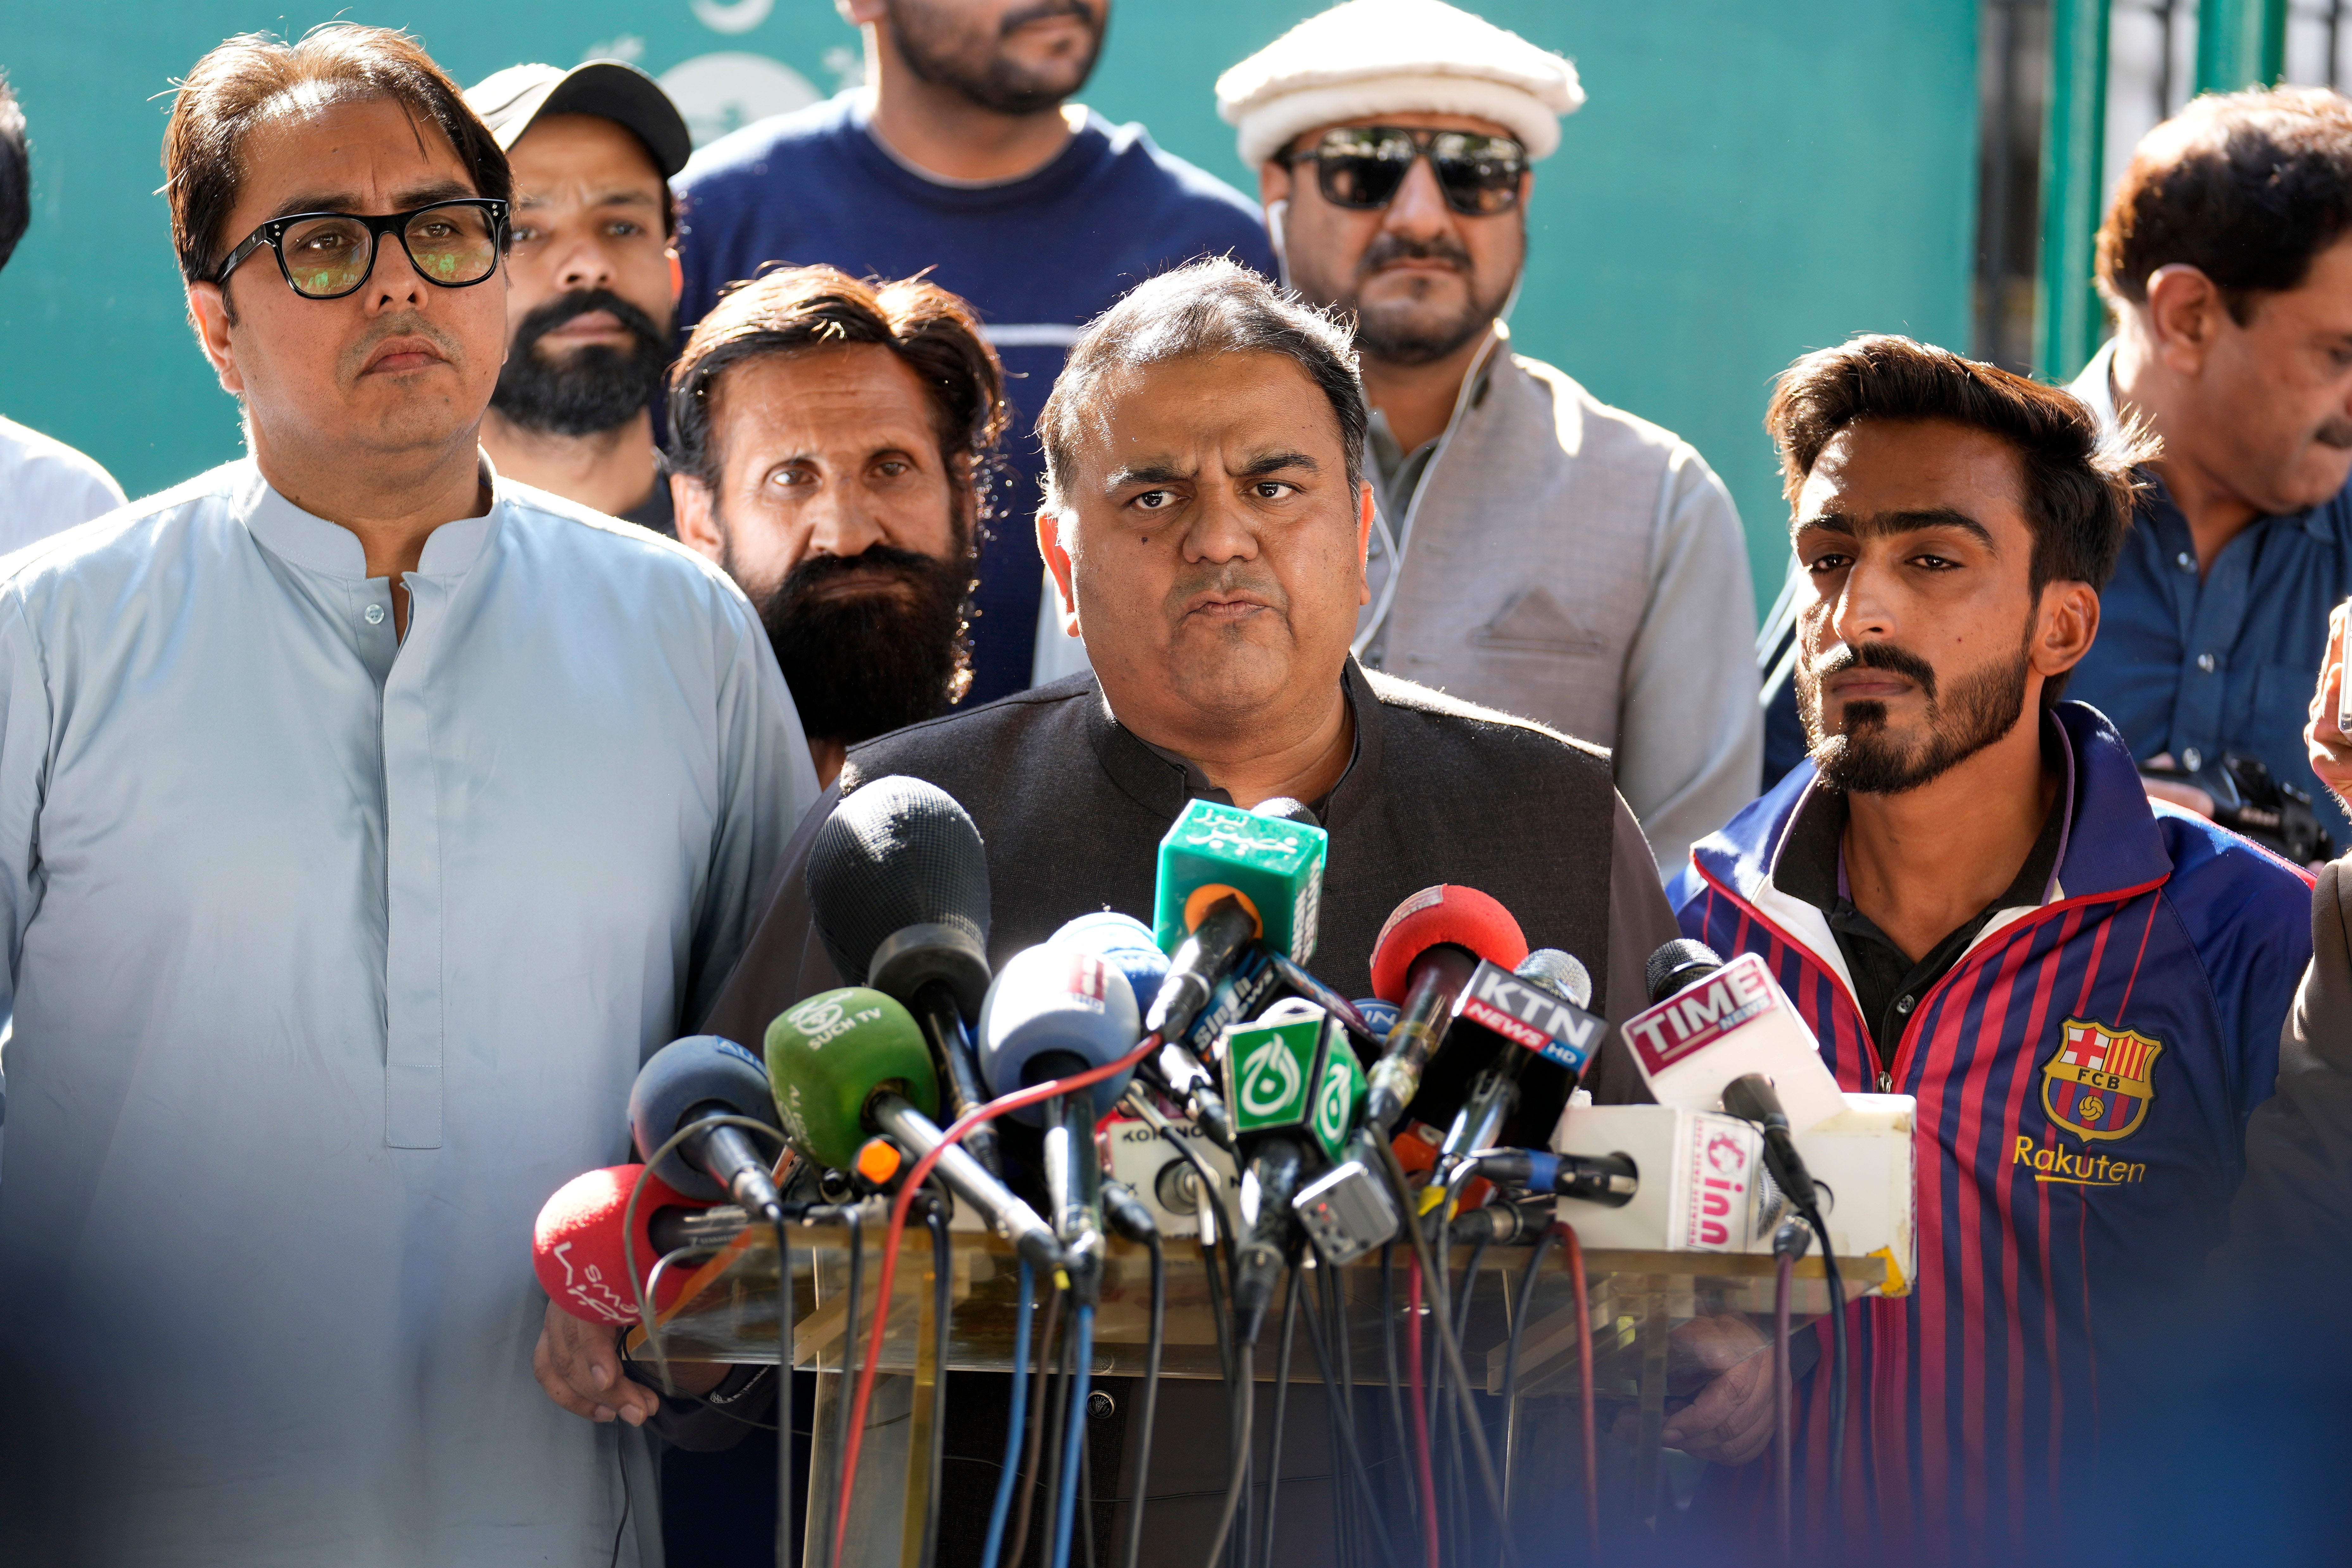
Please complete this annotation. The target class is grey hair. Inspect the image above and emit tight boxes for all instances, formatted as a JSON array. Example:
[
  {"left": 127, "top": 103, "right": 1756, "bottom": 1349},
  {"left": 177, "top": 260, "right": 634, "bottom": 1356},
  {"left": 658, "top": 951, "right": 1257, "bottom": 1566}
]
[{"left": 1036, "top": 256, "right": 1368, "bottom": 515}]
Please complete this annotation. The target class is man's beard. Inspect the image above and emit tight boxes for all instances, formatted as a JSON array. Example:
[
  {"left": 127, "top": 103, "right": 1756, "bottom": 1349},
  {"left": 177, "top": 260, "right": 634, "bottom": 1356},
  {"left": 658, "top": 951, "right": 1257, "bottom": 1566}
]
[
  {"left": 735, "top": 537, "right": 975, "bottom": 746},
  {"left": 887, "top": 0, "right": 1102, "bottom": 116},
  {"left": 1796, "top": 628, "right": 2032, "bottom": 795},
  {"left": 1325, "top": 232, "right": 1515, "bottom": 366},
  {"left": 490, "top": 288, "right": 671, "bottom": 437}
]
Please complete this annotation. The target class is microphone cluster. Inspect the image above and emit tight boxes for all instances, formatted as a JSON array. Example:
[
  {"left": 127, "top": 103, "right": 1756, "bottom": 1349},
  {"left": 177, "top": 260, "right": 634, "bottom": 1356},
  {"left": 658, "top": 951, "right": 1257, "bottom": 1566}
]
[{"left": 523, "top": 774, "right": 1897, "bottom": 1568}]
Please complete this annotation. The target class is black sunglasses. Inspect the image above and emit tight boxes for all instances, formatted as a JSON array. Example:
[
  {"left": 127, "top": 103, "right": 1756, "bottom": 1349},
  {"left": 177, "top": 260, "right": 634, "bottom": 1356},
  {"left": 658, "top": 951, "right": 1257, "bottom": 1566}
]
[
  {"left": 212, "top": 198, "right": 511, "bottom": 300},
  {"left": 1290, "top": 126, "right": 1527, "bottom": 217}
]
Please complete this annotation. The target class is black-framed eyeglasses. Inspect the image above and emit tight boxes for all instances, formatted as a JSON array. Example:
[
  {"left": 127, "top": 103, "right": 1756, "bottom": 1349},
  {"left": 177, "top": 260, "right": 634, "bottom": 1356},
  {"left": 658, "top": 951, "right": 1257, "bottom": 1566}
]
[
  {"left": 1290, "top": 127, "right": 1527, "bottom": 217},
  {"left": 211, "top": 198, "right": 511, "bottom": 300}
]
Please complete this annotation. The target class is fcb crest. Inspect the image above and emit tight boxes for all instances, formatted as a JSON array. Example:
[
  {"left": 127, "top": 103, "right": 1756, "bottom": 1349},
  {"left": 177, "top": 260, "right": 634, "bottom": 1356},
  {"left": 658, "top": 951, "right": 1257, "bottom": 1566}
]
[{"left": 2041, "top": 1019, "right": 2163, "bottom": 1142}]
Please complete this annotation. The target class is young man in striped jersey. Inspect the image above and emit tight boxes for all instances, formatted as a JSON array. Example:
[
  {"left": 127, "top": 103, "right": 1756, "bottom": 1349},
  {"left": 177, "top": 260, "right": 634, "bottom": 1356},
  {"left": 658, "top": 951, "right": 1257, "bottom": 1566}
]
[{"left": 1665, "top": 335, "right": 2313, "bottom": 1557}]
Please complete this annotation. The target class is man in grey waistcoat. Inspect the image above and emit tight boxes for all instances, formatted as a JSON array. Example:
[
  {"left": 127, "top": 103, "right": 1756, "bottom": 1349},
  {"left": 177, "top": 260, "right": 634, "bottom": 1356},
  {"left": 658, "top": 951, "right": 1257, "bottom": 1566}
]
[{"left": 1206, "top": 0, "right": 1763, "bottom": 875}]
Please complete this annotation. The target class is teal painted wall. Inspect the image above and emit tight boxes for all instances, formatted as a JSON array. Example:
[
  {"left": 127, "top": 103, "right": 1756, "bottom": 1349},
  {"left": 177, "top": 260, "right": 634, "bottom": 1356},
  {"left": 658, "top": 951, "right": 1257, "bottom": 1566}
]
[{"left": 0, "top": 2, "right": 1978, "bottom": 605}]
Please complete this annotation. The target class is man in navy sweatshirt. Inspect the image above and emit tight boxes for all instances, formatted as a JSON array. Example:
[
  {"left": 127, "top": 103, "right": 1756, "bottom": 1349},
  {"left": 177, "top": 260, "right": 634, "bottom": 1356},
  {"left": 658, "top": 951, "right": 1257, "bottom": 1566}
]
[{"left": 674, "top": 0, "right": 1276, "bottom": 705}]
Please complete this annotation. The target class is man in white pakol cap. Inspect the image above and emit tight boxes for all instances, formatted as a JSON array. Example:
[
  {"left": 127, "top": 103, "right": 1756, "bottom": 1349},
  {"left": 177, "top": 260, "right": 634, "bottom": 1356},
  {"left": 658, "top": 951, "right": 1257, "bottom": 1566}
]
[{"left": 1219, "top": 0, "right": 1761, "bottom": 876}]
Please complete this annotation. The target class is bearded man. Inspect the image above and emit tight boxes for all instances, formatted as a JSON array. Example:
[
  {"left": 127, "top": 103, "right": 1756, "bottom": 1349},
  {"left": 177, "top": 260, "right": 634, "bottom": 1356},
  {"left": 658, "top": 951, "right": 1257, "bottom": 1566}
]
[
  {"left": 1217, "top": 0, "right": 1761, "bottom": 872},
  {"left": 466, "top": 60, "right": 692, "bottom": 530},
  {"left": 673, "top": 0, "right": 1272, "bottom": 707},
  {"left": 669, "top": 265, "right": 993, "bottom": 787},
  {"left": 1664, "top": 334, "right": 2311, "bottom": 1559}
]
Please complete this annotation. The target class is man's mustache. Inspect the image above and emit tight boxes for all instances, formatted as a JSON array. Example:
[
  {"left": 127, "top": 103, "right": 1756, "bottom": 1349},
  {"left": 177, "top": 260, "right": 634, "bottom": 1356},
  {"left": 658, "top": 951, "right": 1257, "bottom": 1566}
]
[
  {"left": 1358, "top": 231, "right": 1474, "bottom": 279},
  {"left": 1810, "top": 639, "right": 1939, "bottom": 700},
  {"left": 777, "top": 544, "right": 955, "bottom": 600},
  {"left": 340, "top": 312, "right": 462, "bottom": 379},
  {"left": 1168, "top": 563, "right": 1285, "bottom": 612},
  {"left": 511, "top": 287, "right": 668, "bottom": 358},
  {"left": 999, "top": 0, "right": 1096, "bottom": 38},
  {"left": 2316, "top": 417, "right": 2352, "bottom": 450}
]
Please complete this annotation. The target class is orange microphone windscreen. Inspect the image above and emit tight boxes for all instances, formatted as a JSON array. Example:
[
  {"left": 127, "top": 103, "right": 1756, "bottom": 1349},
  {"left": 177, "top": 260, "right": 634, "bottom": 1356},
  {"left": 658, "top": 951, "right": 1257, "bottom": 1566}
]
[{"left": 1367, "top": 885, "right": 1529, "bottom": 1003}]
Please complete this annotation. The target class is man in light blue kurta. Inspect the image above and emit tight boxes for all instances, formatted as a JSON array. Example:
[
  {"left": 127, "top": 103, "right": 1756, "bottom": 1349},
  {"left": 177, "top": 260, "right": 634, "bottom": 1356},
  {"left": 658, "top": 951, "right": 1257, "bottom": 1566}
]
[{"left": 0, "top": 26, "right": 819, "bottom": 1567}]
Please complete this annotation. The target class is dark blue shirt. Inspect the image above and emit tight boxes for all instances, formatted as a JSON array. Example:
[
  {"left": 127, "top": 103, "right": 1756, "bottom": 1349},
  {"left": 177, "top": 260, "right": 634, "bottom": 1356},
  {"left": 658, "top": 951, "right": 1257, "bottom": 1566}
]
[
  {"left": 2067, "top": 470, "right": 2352, "bottom": 844},
  {"left": 673, "top": 94, "right": 1276, "bottom": 705}
]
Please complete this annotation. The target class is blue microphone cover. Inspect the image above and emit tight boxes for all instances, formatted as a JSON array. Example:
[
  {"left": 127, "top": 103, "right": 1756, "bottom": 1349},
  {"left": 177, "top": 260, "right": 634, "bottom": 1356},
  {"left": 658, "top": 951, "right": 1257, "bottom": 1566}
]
[
  {"left": 1351, "top": 999, "right": 1400, "bottom": 1043},
  {"left": 1049, "top": 910, "right": 1169, "bottom": 1015},
  {"left": 976, "top": 943, "right": 1140, "bottom": 1124},
  {"left": 628, "top": 1034, "right": 781, "bottom": 1201}
]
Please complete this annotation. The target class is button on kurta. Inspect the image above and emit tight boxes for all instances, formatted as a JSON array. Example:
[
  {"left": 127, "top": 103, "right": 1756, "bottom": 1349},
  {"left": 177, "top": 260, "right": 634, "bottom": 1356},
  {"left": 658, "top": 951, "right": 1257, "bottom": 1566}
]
[{"left": 364, "top": 603, "right": 385, "bottom": 624}]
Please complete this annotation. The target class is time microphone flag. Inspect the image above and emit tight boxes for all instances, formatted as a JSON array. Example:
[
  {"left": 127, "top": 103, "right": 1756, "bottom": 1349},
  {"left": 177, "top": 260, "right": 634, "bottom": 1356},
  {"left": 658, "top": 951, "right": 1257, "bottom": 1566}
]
[{"left": 1625, "top": 939, "right": 1847, "bottom": 1135}]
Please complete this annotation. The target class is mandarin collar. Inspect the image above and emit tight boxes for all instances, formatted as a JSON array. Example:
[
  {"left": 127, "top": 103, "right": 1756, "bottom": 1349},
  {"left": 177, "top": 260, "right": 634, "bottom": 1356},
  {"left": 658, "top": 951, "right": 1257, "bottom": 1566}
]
[
  {"left": 236, "top": 453, "right": 502, "bottom": 580},
  {"left": 1089, "top": 659, "right": 1382, "bottom": 830}
]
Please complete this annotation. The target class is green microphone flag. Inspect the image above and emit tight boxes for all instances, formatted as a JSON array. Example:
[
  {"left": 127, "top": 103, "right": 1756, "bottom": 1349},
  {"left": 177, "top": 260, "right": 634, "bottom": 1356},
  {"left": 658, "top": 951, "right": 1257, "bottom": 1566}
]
[{"left": 1223, "top": 1009, "right": 1365, "bottom": 1164}]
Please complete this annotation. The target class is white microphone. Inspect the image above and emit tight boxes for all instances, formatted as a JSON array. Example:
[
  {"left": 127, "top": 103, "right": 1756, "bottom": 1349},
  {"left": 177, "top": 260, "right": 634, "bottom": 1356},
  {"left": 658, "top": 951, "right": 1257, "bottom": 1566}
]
[{"left": 1622, "top": 940, "right": 1847, "bottom": 1135}]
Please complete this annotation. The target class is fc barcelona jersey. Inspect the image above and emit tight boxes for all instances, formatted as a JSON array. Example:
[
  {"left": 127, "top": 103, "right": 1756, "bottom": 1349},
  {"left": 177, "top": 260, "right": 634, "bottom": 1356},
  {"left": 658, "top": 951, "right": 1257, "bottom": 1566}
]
[{"left": 1671, "top": 703, "right": 2311, "bottom": 1554}]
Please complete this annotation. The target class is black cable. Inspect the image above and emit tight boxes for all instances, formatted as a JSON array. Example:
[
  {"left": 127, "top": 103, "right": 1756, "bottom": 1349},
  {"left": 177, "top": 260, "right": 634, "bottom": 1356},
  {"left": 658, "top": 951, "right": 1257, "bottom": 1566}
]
[
  {"left": 1321, "top": 1261, "right": 1359, "bottom": 1568},
  {"left": 1454, "top": 1234, "right": 1491, "bottom": 1340},
  {"left": 1147, "top": 1112, "right": 1236, "bottom": 1295},
  {"left": 1258, "top": 1264, "right": 1302, "bottom": 1568},
  {"left": 1430, "top": 1213, "right": 1466, "bottom": 1568},
  {"left": 1376, "top": 1243, "right": 1414, "bottom": 1549},
  {"left": 1773, "top": 1245, "right": 1795, "bottom": 1564},
  {"left": 1200, "top": 1343, "right": 1256, "bottom": 1568},
  {"left": 776, "top": 1215, "right": 796, "bottom": 1568},
  {"left": 1375, "top": 1139, "right": 1516, "bottom": 1568},
  {"left": 1195, "top": 1227, "right": 1245, "bottom": 1568},
  {"left": 826, "top": 1207, "right": 862, "bottom": 1568},
  {"left": 609, "top": 1427, "right": 632, "bottom": 1568},
  {"left": 1202, "top": 1230, "right": 1236, "bottom": 1384},
  {"left": 1498, "top": 1228, "right": 1563, "bottom": 1549},
  {"left": 1119, "top": 1232, "right": 1167, "bottom": 1568},
  {"left": 1006, "top": 1287, "right": 1066, "bottom": 1568},
  {"left": 921, "top": 1210, "right": 952, "bottom": 1568},
  {"left": 1314, "top": 1262, "right": 1351, "bottom": 1568},
  {"left": 1040, "top": 1307, "right": 1073, "bottom": 1568},
  {"left": 1806, "top": 1201, "right": 1848, "bottom": 1536},
  {"left": 1298, "top": 1260, "right": 1403, "bottom": 1568}
]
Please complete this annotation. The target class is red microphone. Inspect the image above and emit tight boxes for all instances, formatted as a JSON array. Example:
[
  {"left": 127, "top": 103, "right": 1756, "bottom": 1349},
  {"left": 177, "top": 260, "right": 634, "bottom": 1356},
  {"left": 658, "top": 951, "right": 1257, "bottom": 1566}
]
[
  {"left": 1363, "top": 885, "right": 1528, "bottom": 1134},
  {"left": 532, "top": 1165, "right": 710, "bottom": 1326}
]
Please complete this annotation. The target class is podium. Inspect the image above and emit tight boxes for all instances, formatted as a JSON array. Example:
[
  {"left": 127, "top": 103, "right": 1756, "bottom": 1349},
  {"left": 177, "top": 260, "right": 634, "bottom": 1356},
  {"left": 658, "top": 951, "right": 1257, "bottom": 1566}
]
[{"left": 627, "top": 1212, "right": 1899, "bottom": 1567}]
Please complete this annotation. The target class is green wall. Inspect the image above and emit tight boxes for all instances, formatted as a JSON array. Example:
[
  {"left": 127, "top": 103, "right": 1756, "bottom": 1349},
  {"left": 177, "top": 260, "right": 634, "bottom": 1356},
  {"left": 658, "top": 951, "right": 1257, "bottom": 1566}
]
[{"left": 0, "top": 1, "right": 1978, "bottom": 605}]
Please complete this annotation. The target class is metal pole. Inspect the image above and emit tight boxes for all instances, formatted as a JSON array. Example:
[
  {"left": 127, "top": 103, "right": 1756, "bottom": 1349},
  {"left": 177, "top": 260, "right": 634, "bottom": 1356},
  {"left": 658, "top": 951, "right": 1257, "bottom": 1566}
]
[
  {"left": 2036, "top": 0, "right": 2111, "bottom": 382},
  {"left": 2196, "top": 0, "right": 2288, "bottom": 93}
]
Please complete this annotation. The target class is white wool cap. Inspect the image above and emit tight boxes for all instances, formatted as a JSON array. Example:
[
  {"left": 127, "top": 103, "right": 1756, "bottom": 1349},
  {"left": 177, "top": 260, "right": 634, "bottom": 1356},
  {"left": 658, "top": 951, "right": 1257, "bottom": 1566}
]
[{"left": 1216, "top": 0, "right": 1584, "bottom": 169}]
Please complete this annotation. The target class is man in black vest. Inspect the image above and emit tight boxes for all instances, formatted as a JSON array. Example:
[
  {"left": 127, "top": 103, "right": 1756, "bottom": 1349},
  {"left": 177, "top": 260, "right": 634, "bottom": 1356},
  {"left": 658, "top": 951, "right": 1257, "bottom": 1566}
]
[
  {"left": 703, "top": 255, "right": 1673, "bottom": 1081},
  {"left": 697, "top": 258, "right": 1675, "bottom": 1565}
]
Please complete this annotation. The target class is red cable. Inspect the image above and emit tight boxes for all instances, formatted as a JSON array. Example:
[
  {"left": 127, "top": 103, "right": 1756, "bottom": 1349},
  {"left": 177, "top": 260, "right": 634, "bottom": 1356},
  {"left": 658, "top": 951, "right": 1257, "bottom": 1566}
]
[
  {"left": 1404, "top": 1266, "right": 1441, "bottom": 1568},
  {"left": 1555, "top": 1223, "right": 1599, "bottom": 1565},
  {"left": 829, "top": 1031, "right": 1161, "bottom": 1568}
]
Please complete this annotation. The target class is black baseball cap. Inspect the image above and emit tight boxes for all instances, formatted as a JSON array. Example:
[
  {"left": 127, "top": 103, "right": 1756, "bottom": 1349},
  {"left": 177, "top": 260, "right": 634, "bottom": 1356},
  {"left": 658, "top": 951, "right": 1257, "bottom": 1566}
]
[{"left": 465, "top": 61, "right": 693, "bottom": 180}]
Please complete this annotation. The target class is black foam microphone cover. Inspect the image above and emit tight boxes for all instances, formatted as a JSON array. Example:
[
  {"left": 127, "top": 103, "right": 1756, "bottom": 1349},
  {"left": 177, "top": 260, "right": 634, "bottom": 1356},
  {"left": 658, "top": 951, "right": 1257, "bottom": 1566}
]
[
  {"left": 1645, "top": 939, "right": 1724, "bottom": 1005},
  {"left": 807, "top": 776, "right": 991, "bottom": 983}
]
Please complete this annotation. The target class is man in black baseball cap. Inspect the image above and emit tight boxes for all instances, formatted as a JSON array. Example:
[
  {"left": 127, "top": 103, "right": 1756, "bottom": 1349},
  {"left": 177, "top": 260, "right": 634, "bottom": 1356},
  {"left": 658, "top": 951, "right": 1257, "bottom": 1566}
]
[{"left": 467, "top": 62, "right": 693, "bottom": 531}]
